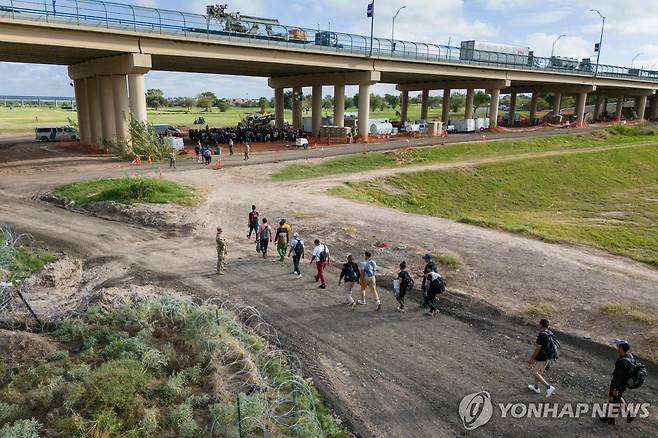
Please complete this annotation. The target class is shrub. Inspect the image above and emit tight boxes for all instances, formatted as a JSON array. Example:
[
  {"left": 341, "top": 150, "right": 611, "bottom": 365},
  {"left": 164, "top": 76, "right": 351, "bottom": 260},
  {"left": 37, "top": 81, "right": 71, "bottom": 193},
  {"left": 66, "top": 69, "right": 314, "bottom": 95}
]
[
  {"left": 0, "top": 402, "right": 18, "bottom": 426},
  {"left": 87, "top": 359, "right": 150, "bottom": 421},
  {"left": 0, "top": 419, "right": 42, "bottom": 438}
]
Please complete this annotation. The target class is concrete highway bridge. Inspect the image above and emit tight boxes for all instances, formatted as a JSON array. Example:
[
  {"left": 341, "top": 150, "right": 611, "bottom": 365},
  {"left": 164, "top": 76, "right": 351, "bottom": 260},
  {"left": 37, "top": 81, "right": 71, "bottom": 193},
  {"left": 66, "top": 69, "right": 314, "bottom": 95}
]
[{"left": 1, "top": 0, "right": 657, "bottom": 147}]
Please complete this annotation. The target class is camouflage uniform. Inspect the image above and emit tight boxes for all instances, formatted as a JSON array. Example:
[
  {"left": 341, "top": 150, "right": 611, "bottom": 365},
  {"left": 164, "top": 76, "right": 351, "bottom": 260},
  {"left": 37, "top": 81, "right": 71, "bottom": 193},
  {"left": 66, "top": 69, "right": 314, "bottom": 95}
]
[{"left": 216, "top": 227, "right": 227, "bottom": 274}]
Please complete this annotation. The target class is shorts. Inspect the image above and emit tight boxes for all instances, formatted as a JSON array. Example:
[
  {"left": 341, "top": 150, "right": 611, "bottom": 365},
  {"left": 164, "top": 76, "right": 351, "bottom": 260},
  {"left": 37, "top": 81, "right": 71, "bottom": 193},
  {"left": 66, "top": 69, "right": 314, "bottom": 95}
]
[{"left": 531, "top": 361, "right": 548, "bottom": 375}]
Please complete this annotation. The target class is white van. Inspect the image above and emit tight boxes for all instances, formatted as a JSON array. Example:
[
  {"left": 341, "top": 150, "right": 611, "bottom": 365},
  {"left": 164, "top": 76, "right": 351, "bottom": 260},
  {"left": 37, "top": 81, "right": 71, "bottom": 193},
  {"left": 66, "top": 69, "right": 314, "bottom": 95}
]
[
  {"left": 152, "top": 124, "right": 182, "bottom": 137},
  {"left": 35, "top": 126, "right": 79, "bottom": 142}
]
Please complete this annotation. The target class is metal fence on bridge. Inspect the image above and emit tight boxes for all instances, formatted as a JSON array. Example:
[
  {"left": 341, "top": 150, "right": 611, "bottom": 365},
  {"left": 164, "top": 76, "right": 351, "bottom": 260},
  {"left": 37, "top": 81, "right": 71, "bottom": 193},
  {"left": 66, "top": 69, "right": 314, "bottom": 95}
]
[{"left": 1, "top": 0, "right": 657, "bottom": 83}]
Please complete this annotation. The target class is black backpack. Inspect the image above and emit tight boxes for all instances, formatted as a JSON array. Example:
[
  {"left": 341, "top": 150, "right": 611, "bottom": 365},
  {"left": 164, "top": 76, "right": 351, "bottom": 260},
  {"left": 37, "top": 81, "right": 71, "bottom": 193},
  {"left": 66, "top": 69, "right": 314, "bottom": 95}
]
[
  {"left": 400, "top": 271, "right": 415, "bottom": 289},
  {"left": 344, "top": 264, "right": 359, "bottom": 282},
  {"left": 542, "top": 331, "right": 561, "bottom": 360},
  {"left": 625, "top": 357, "right": 647, "bottom": 389},
  {"left": 429, "top": 275, "right": 446, "bottom": 293},
  {"left": 294, "top": 239, "right": 304, "bottom": 255},
  {"left": 319, "top": 245, "right": 328, "bottom": 262}
]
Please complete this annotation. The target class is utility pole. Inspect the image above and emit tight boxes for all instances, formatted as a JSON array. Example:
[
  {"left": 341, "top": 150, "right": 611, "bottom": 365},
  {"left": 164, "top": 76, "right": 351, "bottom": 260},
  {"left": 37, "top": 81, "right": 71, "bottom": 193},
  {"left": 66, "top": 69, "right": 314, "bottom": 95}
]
[
  {"left": 391, "top": 5, "right": 406, "bottom": 55},
  {"left": 589, "top": 9, "right": 605, "bottom": 76},
  {"left": 367, "top": 1, "right": 375, "bottom": 57},
  {"left": 550, "top": 34, "right": 566, "bottom": 58}
]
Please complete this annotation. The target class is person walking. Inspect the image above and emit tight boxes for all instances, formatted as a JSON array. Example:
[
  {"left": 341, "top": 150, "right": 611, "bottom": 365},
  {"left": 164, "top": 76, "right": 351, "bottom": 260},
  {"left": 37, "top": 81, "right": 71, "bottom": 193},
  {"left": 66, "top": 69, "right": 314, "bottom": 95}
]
[
  {"left": 527, "top": 318, "right": 556, "bottom": 397},
  {"left": 339, "top": 254, "right": 360, "bottom": 306},
  {"left": 247, "top": 205, "right": 259, "bottom": 240},
  {"left": 310, "top": 239, "right": 329, "bottom": 289},
  {"left": 356, "top": 251, "right": 380, "bottom": 311},
  {"left": 424, "top": 270, "right": 445, "bottom": 317},
  {"left": 194, "top": 141, "right": 201, "bottom": 163},
  {"left": 600, "top": 339, "right": 637, "bottom": 425},
  {"left": 229, "top": 138, "right": 234, "bottom": 155},
  {"left": 274, "top": 220, "right": 290, "bottom": 261},
  {"left": 169, "top": 149, "right": 176, "bottom": 169},
  {"left": 244, "top": 142, "right": 251, "bottom": 160},
  {"left": 396, "top": 261, "right": 414, "bottom": 312},
  {"left": 420, "top": 253, "right": 438, "bottom": 307},
  {"left": 257, "top": 218, "right": 272, "bottom": 259},
  {"left": 288, "top": 232, "right": 304, "bottom": 279},
  {"left": 215, "top": 227, "right": 227, "bottom": 275}
]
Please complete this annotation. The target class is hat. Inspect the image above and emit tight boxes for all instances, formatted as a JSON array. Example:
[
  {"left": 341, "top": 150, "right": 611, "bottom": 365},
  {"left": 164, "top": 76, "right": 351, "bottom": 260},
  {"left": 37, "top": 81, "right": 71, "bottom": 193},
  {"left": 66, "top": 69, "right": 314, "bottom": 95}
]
[
  {"left": 614, "top": 339, "right": 630, "bottom": 349},
  {"left": 422, "top": 253, "right": 432, "bottom": 260},
  {"left": 293, "top": 232, "right": 299, "bottom": 238},
  {"left": 216, "top": 227, "right": 222, "bottom": 232}
]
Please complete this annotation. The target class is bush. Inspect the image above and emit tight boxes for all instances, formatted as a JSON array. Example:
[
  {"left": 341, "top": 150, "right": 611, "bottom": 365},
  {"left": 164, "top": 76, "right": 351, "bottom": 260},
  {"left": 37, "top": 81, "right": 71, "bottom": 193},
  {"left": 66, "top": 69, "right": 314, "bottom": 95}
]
[
  {"left": 87, "top": 359, "right": 151, "bottom": 421},
  {"left": 0, "top": 402, "right": 18, "bottom": 426},
  {"left": 0, "top": 419, "right": 42, "bottom": 438},
  {"left": 126, "top": 119, "right": 169, "bottom": 161}
]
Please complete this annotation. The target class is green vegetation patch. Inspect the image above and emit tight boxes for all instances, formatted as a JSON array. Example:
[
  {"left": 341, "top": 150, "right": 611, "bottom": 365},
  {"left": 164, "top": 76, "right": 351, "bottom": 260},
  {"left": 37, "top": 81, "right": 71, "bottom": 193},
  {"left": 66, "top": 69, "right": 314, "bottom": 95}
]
[
  {"left": 54, "top": 177, "right": 199, "bottom": 206},
  {"left": 0, "top": 296, "right": 347, "bottom": 437},
  {"left": 330, "top": 144, "right": 658, "bottom": 266},
  {"left": 272, "top": 128, "right": 658, "bottom": 181},
  {"left": 0, "top": 227, "right": 57, "bottom": 282}
]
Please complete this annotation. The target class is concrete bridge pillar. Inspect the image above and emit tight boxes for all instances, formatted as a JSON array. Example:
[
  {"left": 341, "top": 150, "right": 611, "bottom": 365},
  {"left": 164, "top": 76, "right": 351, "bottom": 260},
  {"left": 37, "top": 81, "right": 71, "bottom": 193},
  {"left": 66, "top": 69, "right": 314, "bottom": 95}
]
[
  {"left": 312, "top": 85, "right": 322, "bottom": 136},
  {"left": 420, "top": 89, "right": 429, "bottom": 120},
  {"left": 128, "top": 73, "right": 147, "bottom": 123},
  {"left": 635, "top": 95, "right": 648, "bottom": 120},
  {"left": 85, "top": 77, "right": 102, "bottom": 147},
  {"left": 508, "top": 93, "right": 517, "bottom": 125},
  {"left": 99, "top": 75, "right": 117, "bottom": 146},
  {"left": 292, "top": 87, "right": 302, "bottom": 130},
  {"left": 575, "top": 92, "right": 587, "bottom": 127},
  {"left": 529, "top": 92, "right": 539, "bottom": 122},
  {"left": 649, "top": 95, "right": 658, "bottom": 121},
  {"left": 333, "top": 84, "right": 345, "bottom": 127},
  {"left": 358, "top": 84, "right": 371, "bottom": 139},
  {"left": 615, "top": 96, "right": 624, "bottom": 121},
  {"left": 111, "top": 75, "right": 130, "bottom": 145},
  {"left": 489, "top": 89, "right": 500, "bottom": 127},
  {"left": 442, "top": 89, "right": 450, "bottom": 123},
  {"left": 465, "top": 88, "right": 475, "bottom": 119},
  {"left": 553, "top": 92, "right": 562, "bottom": 116},
  {"left": 73, "top": 78, "right": 91, "bottom": 145},
  {"left": 593, "top": 94, "right": 604, "bottom": 122},
  {"left": 274, "top": 87, "right": 284, "bottom": 129},
  {"left": 400, "top": 91, "right": 408, "bottom": 124}
]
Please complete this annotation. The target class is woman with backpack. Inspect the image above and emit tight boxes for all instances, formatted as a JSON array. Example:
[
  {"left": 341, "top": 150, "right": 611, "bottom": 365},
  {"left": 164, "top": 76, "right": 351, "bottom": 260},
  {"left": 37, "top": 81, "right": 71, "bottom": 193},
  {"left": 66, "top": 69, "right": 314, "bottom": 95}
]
[
  {"left": 257, "top": 218, "right": 272, "bottom": 259},
  {"left": 339, "top": 254, "right": 360, "bottom": 307},
  {"left": 396, "top": 261, "right": 414, "bottom": 313}
]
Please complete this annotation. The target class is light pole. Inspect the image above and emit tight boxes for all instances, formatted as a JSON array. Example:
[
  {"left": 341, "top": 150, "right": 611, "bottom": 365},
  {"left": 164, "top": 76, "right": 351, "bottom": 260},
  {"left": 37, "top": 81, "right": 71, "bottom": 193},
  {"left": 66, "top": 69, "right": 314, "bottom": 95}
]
[
  {"left": 589, "top": 9, "right": 605, "bottom": 76},
  {"left": 391, "top": 5, "right": 406, "bottom": 54},
  {"left": 631, "top": 52, "right": 642, "bottom": 69},
  {"left": 550, "top": 34, "right": 566, "bottom": 58}
]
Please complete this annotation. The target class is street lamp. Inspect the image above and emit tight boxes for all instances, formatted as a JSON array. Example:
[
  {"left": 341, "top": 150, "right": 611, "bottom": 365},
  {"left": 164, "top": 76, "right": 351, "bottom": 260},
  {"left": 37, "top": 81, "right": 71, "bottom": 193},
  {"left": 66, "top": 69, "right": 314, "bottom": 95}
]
[
  {"left": 589, "top": 9, "right": 605, "bottom": 76},
  {"left": 550, "top": 34, "right": 566, "bottom": 58},
  {"left": 391, "top": 5, "right": 406, "bottom": 54},
  {"left": 631, "top": 52, "right": 643, "bottom": 68}
]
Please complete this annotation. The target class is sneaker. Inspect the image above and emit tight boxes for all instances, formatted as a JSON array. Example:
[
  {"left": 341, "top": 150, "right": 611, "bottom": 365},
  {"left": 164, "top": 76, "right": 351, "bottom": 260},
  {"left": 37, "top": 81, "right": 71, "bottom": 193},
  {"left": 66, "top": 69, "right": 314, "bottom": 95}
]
[
  {"left": 314, "top": 275, "right": 319, "bottom": 283},
  {"left": 545, "top": 386, "right": 555, "bottom": 398},
  {"left": 351, "top": 301, "right": 356, "bottom": 311},
  {"left": 296, "top": 274, "right": 303, "bottom": 280},
  {"left": 528, "top": 384, "right": 541, "bottom": 394},
  {"left": 375, "top": 303, "right": 381, "bottom": 311},
  {"left": 356, "top": 300, "right": 366, "bottom": 305},
  {"left": 318, "top": 284, "right": 326, "bottom": 289}
]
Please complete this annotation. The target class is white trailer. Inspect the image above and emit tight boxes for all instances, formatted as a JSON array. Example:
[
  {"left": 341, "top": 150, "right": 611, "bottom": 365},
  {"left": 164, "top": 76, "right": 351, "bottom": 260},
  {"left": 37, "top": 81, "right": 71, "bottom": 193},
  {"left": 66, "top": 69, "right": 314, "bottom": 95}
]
[
  {"left": 452, "top": 118, "right": 476, "bottom": 133},
  {"left": 460, "top": 40, "right": 532, "bottom": 66}
]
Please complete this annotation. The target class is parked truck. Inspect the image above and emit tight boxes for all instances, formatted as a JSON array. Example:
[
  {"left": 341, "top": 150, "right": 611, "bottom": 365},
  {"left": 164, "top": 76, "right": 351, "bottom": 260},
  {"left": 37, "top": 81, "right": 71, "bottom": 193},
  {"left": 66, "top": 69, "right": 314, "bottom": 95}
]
[{"left": 460, "top": 40, "right": 534, "bottom": 67}]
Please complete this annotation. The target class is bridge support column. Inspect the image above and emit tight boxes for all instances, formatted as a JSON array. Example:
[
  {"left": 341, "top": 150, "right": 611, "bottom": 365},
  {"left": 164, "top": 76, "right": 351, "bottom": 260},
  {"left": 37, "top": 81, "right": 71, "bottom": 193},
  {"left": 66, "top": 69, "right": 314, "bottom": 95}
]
[
  {"left": 615, "top": 96, "right": 624, "bottom": 121},
  {"left": 489, "top": 89, "right": 500, "bottom": 127},
  {"left": 635, "top": 95, "right": 648, "bottom": 120},
  {"left": 358, "top": 84, "right": 371, "bottom": 140},
  {"left": 99, "top": 76, "right": 117, "bottom": 146},
  {"left": 128, "top": 73, "right": 147, "bottom": 123},
  {"left": 111, "top": 75, "right": 130, "bottom": 146},
  {"left": 400, "top": 91, "right": 408, "bottom": 124},
  {"left": 274, "top": 87, "right": 284, "bottom": 129},
  {"left": 312, "top": 85, "right": 322, "bottom": 136},
  {"left": 575, "top": 92, "right": 587, "bottom": 127},
  {"left": 529, "top": 92, "right": 539, "bottom": 123},
  {"left": 508, "top": 92, "right": 517, "bottom": 126},
  {"left": 465, "top": 88, "right": 475, "bottom": 119},
  {"left": 649, "top": 95, "right": 658, "bottom": 121},
  {"left": 420, "top": 89, "right": 429, "bottom": 120},
  {"left": 553, "top": 92, "right": 562, "bottom": 117},
  {"left": 442, "top": 89, "right": 450, "bottom": 123},
  {"left": 593, "top": 94, "right": 604, "bottom": 122},
  {"left": 86, "top": 77, "right": 102, "bottom": 147},
  {"left": 73, "top": 78, "right": 91, "bottom": 146},
  {"left": 292, "top": 87, "right": 302, "bottom": 130},
  {"left": 333, "top": 84, "right": 345, "bottom": 127}
]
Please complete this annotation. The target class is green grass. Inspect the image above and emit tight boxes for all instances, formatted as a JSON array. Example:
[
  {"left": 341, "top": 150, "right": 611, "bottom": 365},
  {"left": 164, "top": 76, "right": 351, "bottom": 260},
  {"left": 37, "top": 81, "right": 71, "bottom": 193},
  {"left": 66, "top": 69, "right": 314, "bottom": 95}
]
[
  {"left": 1, "top": 227, "right": 57, "bottom": 282},
  {"left": 54, "top": 177, "right": 199, "bottom": 206},
  {"left": 330, "top": 143, "right": 658, "bottom": 266},
  {"left": 0, "top": 296, "right": 347, "bottom": 437},
  {"left": 601, "top": 303, "right": 656, "bottom": 324},
  {"left": 272, "top": 129, "right": 654, "bottom": 181}
]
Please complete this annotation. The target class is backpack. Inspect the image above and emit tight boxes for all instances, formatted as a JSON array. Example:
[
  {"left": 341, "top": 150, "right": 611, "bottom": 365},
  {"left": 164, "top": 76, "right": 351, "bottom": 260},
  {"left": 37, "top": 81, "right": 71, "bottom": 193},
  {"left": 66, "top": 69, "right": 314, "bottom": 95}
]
[
  {"left": 429, "top": 274, "right": 446, "bottom": 294},
  {"left": 260, "top": 225, "right": 270, "bottom": 240},
  {"left": 319, "top": 245, "right": 328, "bottom": 262},
  {"left": 363, "top": 260, "right": 376, "bottom": 277},
  {"left": 400, "top": 271, "right": 414, "bottom": 289},
  {"left": 250, "top": 211, "right": 259, "bottom": 225},
  {"left": 344, "top": 263, "right": 359, "bottom": 282},
  {"left": 294, "top": 239, "right": 304, "bottom": 255},
  {"left": 542, "top": 331, "right": 561, "bottom": 360},
  {"left": 625, "top": 357, "right": 647, "bottom": 389}
]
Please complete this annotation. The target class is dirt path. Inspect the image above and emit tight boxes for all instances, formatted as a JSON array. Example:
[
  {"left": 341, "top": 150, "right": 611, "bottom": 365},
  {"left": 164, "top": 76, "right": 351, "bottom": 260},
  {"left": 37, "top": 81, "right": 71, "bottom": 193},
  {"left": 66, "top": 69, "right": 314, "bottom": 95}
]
[{"left": 0, "top": 143, "right": 657, "bottom": 437}]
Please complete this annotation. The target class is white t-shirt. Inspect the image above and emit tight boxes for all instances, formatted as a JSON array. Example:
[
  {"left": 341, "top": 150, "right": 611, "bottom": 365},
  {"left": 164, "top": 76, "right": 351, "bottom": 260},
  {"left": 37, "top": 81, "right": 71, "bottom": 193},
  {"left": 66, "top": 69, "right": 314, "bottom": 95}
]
[
  {"left": 313, "top": 244, "right": 328, "bottom": 261},
  {"left": 290, "top": 238, "right": 304, "bottom": 256}
]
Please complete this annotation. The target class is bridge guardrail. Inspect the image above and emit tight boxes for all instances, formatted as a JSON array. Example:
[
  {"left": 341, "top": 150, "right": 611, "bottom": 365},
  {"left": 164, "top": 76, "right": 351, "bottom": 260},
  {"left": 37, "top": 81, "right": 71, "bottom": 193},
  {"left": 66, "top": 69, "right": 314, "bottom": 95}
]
[{"left": 1, "top": 0, "right": 657, "bottom": 83}]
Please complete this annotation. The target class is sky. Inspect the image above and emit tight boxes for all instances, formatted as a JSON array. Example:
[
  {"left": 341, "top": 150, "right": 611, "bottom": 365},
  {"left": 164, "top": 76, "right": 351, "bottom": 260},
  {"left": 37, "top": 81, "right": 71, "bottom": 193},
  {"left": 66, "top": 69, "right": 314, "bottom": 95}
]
[{"left": 1, "top": 0, "right": 657, "bottom": 99}]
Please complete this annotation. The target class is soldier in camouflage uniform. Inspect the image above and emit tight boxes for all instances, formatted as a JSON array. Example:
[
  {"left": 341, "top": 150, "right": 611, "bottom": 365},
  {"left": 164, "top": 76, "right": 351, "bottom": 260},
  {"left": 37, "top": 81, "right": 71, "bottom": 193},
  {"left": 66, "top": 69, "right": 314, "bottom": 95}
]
[{"left": 216, "top": 227, "right": 227, "bottom": 274}]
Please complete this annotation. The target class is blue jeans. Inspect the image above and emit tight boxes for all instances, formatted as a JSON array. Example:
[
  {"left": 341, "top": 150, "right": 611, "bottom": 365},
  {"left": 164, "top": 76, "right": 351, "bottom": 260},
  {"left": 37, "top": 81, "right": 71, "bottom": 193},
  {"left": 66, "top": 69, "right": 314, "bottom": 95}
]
[{"left": 248, "top": 223, "right": 258, "bottom": 238}]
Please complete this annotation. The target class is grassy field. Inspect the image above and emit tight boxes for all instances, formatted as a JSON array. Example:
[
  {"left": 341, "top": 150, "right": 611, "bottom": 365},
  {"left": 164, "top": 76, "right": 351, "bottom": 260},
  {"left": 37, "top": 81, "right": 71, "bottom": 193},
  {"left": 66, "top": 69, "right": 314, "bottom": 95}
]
[
  {"left": 55, "top": 177, "right": 199, "bottom": 206},
  {"left": 272, "top": 128, "right": 654, "bottom": 181},
  {"left": 0, "top": 104, "right": 476, "bottom": 135},
  {"left": 329, "top": 143, "right": 658, "bottom": 266}
]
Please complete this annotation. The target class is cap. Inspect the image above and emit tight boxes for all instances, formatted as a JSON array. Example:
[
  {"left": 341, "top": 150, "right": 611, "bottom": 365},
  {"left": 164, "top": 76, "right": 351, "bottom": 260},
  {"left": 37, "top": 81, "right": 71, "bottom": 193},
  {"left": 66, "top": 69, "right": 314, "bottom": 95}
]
[
  {"left": 422, "top": 253, "right": 432, "bottom": 260},
  {"left": 293, "top": 232, "right": 299, "bottom": 238},
  {"left": 615, "top": 339, "right": 630, "bottom": 349}
]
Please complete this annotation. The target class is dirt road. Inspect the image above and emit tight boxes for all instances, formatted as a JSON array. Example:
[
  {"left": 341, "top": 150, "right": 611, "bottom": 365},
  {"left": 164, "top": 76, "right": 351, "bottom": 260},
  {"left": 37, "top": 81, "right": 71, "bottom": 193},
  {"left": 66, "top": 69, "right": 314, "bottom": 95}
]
[{"left": 0, "top": 141, "right": 657, "bottom": 437}]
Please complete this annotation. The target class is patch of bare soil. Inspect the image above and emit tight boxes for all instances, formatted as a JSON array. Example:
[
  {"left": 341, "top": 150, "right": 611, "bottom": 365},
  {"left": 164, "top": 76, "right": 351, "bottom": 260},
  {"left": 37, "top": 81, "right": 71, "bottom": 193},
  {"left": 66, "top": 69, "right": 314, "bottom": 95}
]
[
  {"left": 0, "top": 329, "right": 58, "bottom": 364},
  {"left": 40, "top": 193, "right": 196, "bottom": 235}
]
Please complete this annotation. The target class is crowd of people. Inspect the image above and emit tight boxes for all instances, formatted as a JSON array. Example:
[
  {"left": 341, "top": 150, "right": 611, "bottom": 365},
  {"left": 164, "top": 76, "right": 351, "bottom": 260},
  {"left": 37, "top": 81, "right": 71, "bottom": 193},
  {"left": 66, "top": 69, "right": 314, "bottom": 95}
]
[
  {"left": 189, "top": 124, "right": 305, "bottom": 146},
  {"left": 212, "top": 203, "right": 649, "bottom": 428}
]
